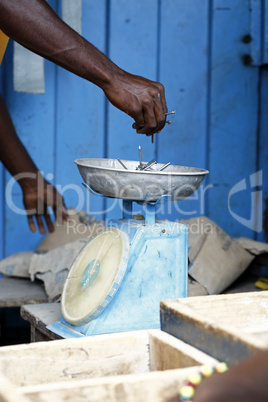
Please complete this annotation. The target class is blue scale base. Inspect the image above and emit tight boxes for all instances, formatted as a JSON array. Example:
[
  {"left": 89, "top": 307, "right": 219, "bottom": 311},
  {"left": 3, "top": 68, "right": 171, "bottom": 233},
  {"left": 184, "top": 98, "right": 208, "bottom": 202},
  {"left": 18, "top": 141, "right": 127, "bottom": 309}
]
[{"left": 48, "top": 217, "right": 188, "bottom": 339}]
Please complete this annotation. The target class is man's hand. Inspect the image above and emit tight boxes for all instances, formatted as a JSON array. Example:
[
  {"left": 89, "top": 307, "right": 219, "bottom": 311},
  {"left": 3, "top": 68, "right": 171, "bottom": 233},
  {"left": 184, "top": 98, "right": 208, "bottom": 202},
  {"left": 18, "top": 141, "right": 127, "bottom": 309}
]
[
  {"left": 23, "top": 178, "right": 68, "bottom": 234},
  {"left": 0, "top": 0, "right": 168, "bottom": 136},
  {"left": 193, "top": 350, "right": 268, "bottom": 402},
  {"left": 0, "top": 94, "right": 68, "bottom": 234},
  {"left": 103, "top": 71, "right": 168, "bottom": 136}
]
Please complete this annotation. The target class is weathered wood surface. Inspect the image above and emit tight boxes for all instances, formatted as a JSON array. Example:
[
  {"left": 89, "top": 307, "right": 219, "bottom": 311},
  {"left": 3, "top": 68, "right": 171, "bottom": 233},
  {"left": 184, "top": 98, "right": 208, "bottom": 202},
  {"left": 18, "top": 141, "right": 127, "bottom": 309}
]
[
  {"left": 21, "top": 368, "right": 198, "bottom": 402},
  {"left": 0, "top": 331, "right": 150, "bottom": 386},
  {"left": 0, "top": 330, "right": 217, "bottom": 387},
  {"left": 0, "top": 373, "right": 29, "bottom": 402},
  {"left": 161, "top": 291, "right": 268, "bottom": 366},
  {"left": 0, "top": 277, "right": 47, "bottom": 308},
  {"left": 0, "top": 329, "right": 218, "bottom": 401},
  {"left": 20, "top": 302, "right": 61, "bottom": 341},
  {"left": 149, "top": 330, "right": 217, "bottom": 371}
]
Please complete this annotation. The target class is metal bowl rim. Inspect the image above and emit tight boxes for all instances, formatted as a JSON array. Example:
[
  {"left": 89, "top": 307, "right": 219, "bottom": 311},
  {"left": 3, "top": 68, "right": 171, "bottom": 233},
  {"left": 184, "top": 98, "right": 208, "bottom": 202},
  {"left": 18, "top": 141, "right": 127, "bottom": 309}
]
[{"left": 74, "top": 158, "right": 209, "bottom": 176}]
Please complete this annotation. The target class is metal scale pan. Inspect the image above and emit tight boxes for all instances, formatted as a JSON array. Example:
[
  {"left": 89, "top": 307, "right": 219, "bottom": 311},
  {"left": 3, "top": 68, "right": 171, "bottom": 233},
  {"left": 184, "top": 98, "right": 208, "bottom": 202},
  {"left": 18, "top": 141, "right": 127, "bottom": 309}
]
[
  {"left": 75, "top": 158, "right": 209, "bottom": 203},
  {"left": 48, "top": 158, "right": 208, "bottom": 338}
]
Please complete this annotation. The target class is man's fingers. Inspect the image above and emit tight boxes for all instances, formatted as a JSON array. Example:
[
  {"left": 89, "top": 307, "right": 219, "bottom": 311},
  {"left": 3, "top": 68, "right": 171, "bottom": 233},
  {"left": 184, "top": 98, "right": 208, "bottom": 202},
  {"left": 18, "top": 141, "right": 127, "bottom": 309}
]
[
  {"left": 27, "top": 215, "right": 36, "bottom": 233},
  {"left": 132, "top": 87, "right": 167, "bottom": 135},
  {"left": 53, "top": 203, "right": 64, "bottom": 225},
  {"left": 151, "top": 87, "right": 167, "bottom": 133},
  {"left": 158, "top": 86, "right": 168, "bottom": 114},
  {"left": 135, "top": 103, "right": 165, "bottom": 135},
  {"left": 52, "top": 191, "right": 69, "bottom": 225},
  {"left": 62, "top": 209, "right": 69, "bottom": 222},
  {"left": 28, "top": 214, "right": 47, "bottom": 234},
  {"left": 35, "top": 214, "right": 46, "bottom": 234},
  {"left": 54, "top": 207, "right": 63, "bottom": 225},
  {"left": 28, "top": 211, "right": 64, "bottom": 234},
  {"left": 44, "top": 212, "right": 54, "bottom": 233},
  {"left": 153, "top": 101, "right": 166, "bottom": 132},
  {"left": 132, "top": 112, "right": 145, "bottom": 132},
  {"left": 23, "top": 182, "right": 68, "bottom": 234},
  {"left": 137, "top": 107, "right": 156, "bottom": 134}
]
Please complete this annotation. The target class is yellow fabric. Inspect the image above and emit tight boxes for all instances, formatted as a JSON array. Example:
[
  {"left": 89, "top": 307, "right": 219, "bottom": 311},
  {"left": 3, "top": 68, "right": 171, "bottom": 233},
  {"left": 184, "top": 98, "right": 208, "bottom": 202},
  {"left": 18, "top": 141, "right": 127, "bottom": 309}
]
[
  {"left": 0, "top": 30, "right": 9, "bottom": 65},
  {"left": 255, "top": 277, "right": 268, "bottom": 290}
]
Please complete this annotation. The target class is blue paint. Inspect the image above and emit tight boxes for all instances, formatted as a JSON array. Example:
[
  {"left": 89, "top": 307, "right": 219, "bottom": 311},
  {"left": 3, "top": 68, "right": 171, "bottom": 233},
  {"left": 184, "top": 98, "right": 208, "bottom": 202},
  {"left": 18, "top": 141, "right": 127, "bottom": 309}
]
[
  {"left": 157, "top": 0, "right": 210, "bottom": 223},
  {"left": 263, "top": 0, "right": 268, "bottom": 64},
  {"left": 208, "top": 0, "right": 260, "bottom": 238},
  {"left": 249, "top": 0, "right": 263, "bottom": 66},
  {"left": 0, "top": 1, "right": 268, "bottom": 259},
  {"left": 257, "top": 68, "right": 268, "bottom": 241},
  {"left": 105, "top": 0, "right": 159, "bottom": 222},
  {"left": 249, "top": 0, "right": 268, "bottom": 66},
  {"left": 55, "top": 0, "right": 107, "bottom": 218}
]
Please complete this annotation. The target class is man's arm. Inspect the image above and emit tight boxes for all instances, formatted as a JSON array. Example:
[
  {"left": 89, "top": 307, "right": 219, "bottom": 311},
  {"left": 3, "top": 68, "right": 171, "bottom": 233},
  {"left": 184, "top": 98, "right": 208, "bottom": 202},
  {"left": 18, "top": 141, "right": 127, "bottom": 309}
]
[
  {"left": 0, "top": 94, "right": 67, "bottom": 233},
  {"left": 194, "top": 350, "right": 268, "bottom": 402},
  {"left": 0, "top": 0, "right": 167, "bottom": 135}
]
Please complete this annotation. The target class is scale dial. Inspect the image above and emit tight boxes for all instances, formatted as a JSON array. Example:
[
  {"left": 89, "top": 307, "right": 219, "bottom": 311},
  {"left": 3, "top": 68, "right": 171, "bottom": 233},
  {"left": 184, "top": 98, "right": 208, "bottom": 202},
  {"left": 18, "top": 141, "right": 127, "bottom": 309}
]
[{"left": 61, "top": 227, "right": 129, "bottom": 326}]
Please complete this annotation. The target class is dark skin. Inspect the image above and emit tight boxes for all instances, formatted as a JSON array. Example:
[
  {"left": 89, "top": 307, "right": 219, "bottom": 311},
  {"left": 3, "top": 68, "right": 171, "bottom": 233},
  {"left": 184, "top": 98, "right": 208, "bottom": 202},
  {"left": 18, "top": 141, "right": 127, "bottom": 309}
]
[
  {"left": 0, "top": 94, "right": 68, "bottom": 234},
  {"left": 168, "top": 350, "right": 268, "bottom": 402},
  {"left": 0, "top": 0, "right": 168, "bottom": 233},
  {"left": 194, "top": 350, "right": 268, "bottom": 402},
  {"left": 0, "top": 0, "right": 168, "bottom": 135}
]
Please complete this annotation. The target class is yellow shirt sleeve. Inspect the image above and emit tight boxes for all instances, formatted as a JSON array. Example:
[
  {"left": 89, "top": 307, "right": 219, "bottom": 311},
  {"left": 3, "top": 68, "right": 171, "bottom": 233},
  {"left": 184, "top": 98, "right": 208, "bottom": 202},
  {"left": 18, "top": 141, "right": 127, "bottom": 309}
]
[{"left": 0, "top": 30, "right": 9, "bottom": 65}]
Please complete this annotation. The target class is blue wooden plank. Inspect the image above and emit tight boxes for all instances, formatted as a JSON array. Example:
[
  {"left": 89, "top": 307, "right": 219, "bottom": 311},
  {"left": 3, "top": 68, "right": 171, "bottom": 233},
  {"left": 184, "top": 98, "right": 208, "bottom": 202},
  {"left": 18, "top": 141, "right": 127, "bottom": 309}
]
[
  {"left": 248, "top": 0, "right": 268, "bottom": 66},
  {"left": 106, "top": 0, "right": 159, "bottom": 221},
  {"left": 108, "top": 0, "right": 158, "bottom": 159},
  {"left": 3, "top": 0, "right": 57, "bottom": 256},
  {"left": 208, "top": 0, "right": 259, "bottom": 238},
  {"left": 248, "top": 0, "right": 262, "bottom": 66},
  {"left": 157, "top": 0, "right": 210, "bottom": 222},
  {"left": 257, "top": 68, "right": 268, "bottom": 241},
  {"left": 263, "top": 0, "right": 268, "bottom": 64},
  {"left": 1, "top": 0, "right": 266, "bottom": 259},
  {"left": 55, "top": 0, "right": 107, "bottom": 222}
]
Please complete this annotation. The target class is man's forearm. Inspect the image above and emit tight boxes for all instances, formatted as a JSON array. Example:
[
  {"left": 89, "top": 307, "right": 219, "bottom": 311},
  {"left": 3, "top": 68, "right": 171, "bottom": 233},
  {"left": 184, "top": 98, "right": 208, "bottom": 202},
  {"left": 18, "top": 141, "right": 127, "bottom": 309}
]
[
  {"left": 0, "top": 0, "right": 167, "bottom": 134},
  {"left": 0, "top": 94, "right": 39, "bottom": 189},
  {"left": 0, "top": 0, "right": 119, "bottom": 89}
]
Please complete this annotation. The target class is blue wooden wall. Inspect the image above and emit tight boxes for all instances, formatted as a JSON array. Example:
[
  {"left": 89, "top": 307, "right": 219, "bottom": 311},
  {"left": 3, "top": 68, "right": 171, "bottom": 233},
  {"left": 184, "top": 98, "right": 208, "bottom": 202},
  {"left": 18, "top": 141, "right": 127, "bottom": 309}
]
[{"left": 0, "top": 0, "right": 267, "bottom": 259}]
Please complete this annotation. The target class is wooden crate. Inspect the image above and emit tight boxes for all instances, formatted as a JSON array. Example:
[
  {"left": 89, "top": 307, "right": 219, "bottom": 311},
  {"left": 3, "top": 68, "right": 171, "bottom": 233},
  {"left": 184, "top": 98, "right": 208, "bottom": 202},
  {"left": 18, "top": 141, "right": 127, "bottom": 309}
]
[
  {"left": 0, "top": 329, "right": 218, "bottom": 402},
  {"left": 161, "top": 291, "right": 268, "bottom": 366}
]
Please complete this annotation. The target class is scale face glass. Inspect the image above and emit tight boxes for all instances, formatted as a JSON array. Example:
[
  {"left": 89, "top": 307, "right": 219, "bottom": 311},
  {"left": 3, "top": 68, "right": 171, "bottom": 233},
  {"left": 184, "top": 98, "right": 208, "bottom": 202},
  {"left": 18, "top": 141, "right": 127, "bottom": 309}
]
[{"left": 61, "top": 227, "right": 129, "bottom": 326}]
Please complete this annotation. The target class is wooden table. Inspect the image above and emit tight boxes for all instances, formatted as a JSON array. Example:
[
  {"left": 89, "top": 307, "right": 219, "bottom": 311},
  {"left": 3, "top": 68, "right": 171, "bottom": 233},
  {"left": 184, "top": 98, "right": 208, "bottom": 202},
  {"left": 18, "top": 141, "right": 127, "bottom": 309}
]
[
  {"left": 0, "top": 277, "right": 49, "bottom": 345},
  {"left": 20, "top": 303, "right": 61, "bottom": 342},
  {"left": 0, "top": 277, "right": 48, "bottom": 308},
  {"left": 20, "top": 270, "right": 261, "bottom": 343}
]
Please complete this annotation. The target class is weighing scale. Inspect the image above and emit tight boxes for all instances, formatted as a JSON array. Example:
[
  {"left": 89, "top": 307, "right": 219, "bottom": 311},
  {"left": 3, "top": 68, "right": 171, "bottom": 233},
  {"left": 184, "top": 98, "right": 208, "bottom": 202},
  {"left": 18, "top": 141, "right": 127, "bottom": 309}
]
[{"left": 48, "top": 152, "right": 208, "bottom": 338}]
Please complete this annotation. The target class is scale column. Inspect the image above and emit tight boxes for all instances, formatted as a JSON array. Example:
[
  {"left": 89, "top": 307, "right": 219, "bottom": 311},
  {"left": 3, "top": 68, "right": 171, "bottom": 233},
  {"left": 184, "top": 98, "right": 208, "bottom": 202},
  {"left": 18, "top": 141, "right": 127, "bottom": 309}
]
[
  {"left": 144, "top": 203, "right": 156, "bottom": 225},
  {"left": 122, "top": 200, "right": 133, "bottom": 220}
]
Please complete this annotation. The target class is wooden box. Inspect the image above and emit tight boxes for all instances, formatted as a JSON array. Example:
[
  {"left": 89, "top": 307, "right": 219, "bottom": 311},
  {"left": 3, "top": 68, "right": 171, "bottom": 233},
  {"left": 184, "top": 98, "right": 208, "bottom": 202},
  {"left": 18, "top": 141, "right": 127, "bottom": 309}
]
[
  {"left": 161, "top": 291, "right": 268, "bottom": 366},
  {"left": 0, "top": 329, "right": 218, "bottom": 402}
]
